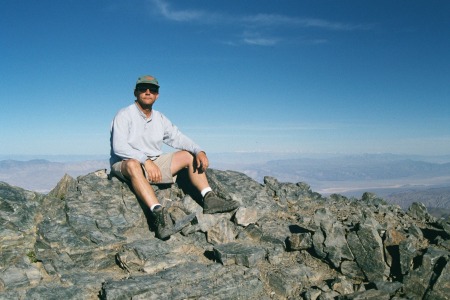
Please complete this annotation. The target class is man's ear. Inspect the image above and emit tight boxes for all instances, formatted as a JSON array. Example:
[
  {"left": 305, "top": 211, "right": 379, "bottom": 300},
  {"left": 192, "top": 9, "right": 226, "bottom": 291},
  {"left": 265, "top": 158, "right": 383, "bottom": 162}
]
[{"left": 134, "top": 90, "right": 138, "bottom": 98}]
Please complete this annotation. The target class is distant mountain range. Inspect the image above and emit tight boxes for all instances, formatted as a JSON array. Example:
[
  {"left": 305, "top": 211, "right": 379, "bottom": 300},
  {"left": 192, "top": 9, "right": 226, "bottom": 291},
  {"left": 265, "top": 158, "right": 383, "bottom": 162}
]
[
  {"left": 1, "top": 153, "right": 449, "bottom": 213},
  {"left": 211, "top": 153, "right": 450, "bottom": 188},
  {"left": 385, "top": 185, "right": 450, "bottom": 212},
  {"left": 210, "top": 153, "right": 450, "bottom": 214},
  {"left": 211, "top": 153, "right": 450, "bottom": 180},
  {"left": 0, "top": 159, "right": 109, "bottom": 193}
]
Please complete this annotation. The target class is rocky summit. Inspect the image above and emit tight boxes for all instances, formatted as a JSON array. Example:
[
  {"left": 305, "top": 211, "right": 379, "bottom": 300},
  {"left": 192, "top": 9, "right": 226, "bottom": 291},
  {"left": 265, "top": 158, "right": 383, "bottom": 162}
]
[{"left": 1, "top": 168, "right": 450, "bottom": 300}]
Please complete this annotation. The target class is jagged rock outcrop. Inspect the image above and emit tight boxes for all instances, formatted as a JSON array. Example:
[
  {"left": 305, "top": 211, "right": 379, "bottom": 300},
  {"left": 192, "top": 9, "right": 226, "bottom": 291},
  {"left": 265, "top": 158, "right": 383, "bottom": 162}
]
[{"left": 1, "top": 169, "right": 450, "bottom": 299}]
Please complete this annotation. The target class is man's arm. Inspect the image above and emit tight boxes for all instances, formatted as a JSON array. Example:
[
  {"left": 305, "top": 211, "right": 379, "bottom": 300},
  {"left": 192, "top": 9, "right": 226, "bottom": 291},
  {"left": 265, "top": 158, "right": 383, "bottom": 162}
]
[
  {"left": 143, "top": 159, "right": 163, "bottom": 182},
  {"left": 111, "top": 111, "right": 148, "bottom": 164},
  {"left": 160, "top": 113, "right": 204, "bottom": 156},
  {"left": 195, "top": 151, "right": 209, "bottom": 173}
]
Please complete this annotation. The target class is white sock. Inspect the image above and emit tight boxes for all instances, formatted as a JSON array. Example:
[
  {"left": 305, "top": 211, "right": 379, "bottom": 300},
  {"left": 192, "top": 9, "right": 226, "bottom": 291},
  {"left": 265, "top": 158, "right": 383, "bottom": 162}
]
[
  {"left": 201, "top": 187, "right": 212, "bottom": 198},
  {"left": 150, "top": 204, "right": 162, "bottom": 212}
]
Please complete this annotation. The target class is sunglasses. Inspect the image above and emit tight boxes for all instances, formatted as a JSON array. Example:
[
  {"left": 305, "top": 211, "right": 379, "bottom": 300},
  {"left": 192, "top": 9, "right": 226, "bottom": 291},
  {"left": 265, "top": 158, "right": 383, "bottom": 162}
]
[{"left": 136, "top": 84, "right": 159, "bottom": 93}]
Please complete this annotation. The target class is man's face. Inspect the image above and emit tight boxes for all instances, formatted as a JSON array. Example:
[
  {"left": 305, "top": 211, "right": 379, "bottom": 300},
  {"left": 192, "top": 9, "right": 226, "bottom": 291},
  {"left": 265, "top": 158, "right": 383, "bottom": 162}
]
[{"left": 135, "top": 85, "right": 159, "bottom": 108}]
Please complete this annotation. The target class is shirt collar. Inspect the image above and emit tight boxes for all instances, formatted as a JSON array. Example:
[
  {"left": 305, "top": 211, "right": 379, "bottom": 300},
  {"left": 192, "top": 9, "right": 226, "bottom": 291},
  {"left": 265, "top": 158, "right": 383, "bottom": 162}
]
[{"left": 134, "top": 102, "right": 152, "bottom": 121}]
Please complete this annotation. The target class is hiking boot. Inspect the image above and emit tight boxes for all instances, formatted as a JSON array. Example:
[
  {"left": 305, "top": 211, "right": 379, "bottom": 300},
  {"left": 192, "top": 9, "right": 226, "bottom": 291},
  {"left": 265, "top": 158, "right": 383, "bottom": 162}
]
[
  {"left": 153, "top": 206, "right": 176, "bottom": 240},
  {"left": 153, "top": 206, "right": 195, "bottom": 239},
  {"left": 203, "top": 192, "right": 240, "bottom": 214}
]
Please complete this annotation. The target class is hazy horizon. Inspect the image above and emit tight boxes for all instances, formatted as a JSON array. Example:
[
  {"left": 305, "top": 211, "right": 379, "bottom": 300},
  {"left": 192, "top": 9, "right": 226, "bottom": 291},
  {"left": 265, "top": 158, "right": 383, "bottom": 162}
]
[
  {"left": 2, "top": 152, "right": 449, "bottom": 197},
  {"left": 2, "top": 151, "right": 450, "bottom": 163}
]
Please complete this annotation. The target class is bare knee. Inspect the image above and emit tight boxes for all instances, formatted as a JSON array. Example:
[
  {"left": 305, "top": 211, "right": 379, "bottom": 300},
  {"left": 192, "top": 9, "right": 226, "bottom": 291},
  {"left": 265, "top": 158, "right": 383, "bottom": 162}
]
[
  {"left": 122, "top": 159, "right": 143, "bottom": 178},
  {"left": 180, "top": 151, "right": 195, "bottom": 165},
  {"left": 172, "top": 151, "right": 195, "bottom": 173}
]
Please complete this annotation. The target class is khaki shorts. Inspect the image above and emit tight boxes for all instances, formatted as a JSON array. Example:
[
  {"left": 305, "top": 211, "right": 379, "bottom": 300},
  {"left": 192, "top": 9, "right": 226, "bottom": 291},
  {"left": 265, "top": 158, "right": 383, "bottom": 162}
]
[{"left": 111, "top": 153, "right": 176, "bottom": 184}]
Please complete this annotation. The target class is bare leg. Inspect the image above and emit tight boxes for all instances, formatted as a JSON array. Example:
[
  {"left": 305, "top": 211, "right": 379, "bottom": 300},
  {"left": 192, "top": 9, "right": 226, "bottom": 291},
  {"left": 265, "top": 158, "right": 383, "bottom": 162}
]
[
  {"left": 121, "top": 159, "right": 160, "bottom": 208},
  {"left": 120, "top": 157, "right": 198, "bottom": 239},
  {"left": 171, "top": 150, "right": 240, "bottom": 214},
  {"left": 171, "top": 151, "right": 210, "bottom": 192}
]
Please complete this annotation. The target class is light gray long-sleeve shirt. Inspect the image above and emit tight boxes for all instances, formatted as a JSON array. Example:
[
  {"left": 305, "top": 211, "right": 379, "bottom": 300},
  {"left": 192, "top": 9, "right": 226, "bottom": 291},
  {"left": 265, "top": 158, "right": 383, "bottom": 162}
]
[{"left": 110, "top": 102, "right": 203, "bottom": 166}]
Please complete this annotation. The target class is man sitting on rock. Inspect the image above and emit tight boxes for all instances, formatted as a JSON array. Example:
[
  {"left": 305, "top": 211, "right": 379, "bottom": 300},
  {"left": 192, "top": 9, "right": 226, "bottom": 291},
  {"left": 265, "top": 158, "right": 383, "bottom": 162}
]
[{"left": 110, "top": 75, "right": 239, "bottom": 239}]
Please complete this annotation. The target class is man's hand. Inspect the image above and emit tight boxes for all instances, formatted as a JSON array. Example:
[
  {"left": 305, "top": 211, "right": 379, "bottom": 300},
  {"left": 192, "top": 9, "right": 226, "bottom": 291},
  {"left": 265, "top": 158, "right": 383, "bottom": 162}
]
[
  {"left": 144, "top": 159, "right": 162, "bottom": 183},
  {"left": 195, "top": 151, "right": 209, "bottom": 173}
]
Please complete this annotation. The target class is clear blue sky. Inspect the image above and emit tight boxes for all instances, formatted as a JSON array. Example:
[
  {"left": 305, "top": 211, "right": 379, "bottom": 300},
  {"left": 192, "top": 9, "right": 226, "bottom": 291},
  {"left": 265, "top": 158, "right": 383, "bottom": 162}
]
[{"left": 1, "top": 0, "right": 449, "bottom": 157}]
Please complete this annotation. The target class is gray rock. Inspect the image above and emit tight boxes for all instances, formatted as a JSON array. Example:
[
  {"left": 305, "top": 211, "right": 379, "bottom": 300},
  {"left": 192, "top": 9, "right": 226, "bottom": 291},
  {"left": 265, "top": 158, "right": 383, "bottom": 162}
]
[
  {"left": 287, "top": 232, "right": 313, "bottom": 251},
  {"left": 373, "top": 280, "right": 403, "bottom": 296},
  {"left": 207, "top": 218, "right": 236, "bottom": 245},
  {"left": 440, "top": 224, "right": 450, "bottom": 239},
  {"left": 302, "top": 287, "right": 322, "bottom": 300},
  {"left": 263, "top": 264, "right": 316, "bottom": 298},
  {"left": 266, "top": 270, "right": 301, "bottom": 298},
  {"left": 102, "top": 263, "right": 265, "bottom": 299},
  {"left": 361, "top": 192, "right": 387, "bottom": 207},
  {"left": 438, "top": 238, "right": 450, "bottom": 251},
  {"left": 180, "top": 194, "right": 203, "bottom": 214},
  {"left": 403, "top": 246, "right": 450, "bottom": 299},
  {"left": 0, "top": 181, "right": 42, "bottom": 269},
  {"left": 0, "top": 183, "right": 45, "bottom": 294},
  {"left": 0, "top": 290, "right": 26, "bottom": 300},
  {"left": 312, "top": 225, "right": 327, "bottom": 259},
  {"left": 383, "top": 227, "right": 407, "bottom": 269},
  {"left": 312, "top": 208, "right": 353, "bottom": 268},
  {"left": 259, "top": 234, "right": 285, "bottom": 265},
  {"left": 346, "top": 223, "right": 386, "bottom": 282},
  {"left": 25, "top": 283, "right": 100, "bottom": 300},
  {"left": 424, "top": 254, "right": 450, "bottom": 300},
  {"left": 237, "top": 223, "right": 264, "bottom": 242},
  {"left": 208, "top": 169, "right": 275, "bottom": 211},
  {"left": 408, "top": 224, "right": 424, "bottom": 240},
  {"left": 264, "top": 176, "right": 323, "bottom": 206},
  {"left": 47, "top": 173, "right": 76, "bottom": 200},
  {"left": 407, "top": 202, "right": 435, "bottom": 223},
  {"left": 258, "top": 214, "right": 292, "bottom": 243},
  {"left": 1, "top": 168, "right": 450, "bottom": 299},
  {"left": 340, "top": 261, "right": 366, "bottom": 281},
  {"left": 116, "top": 238, "right": 186, "bottom": 273},
  {"left": 214, "top": 242, "right": 266, "bottom": 267},
  {"left": 234, "top": 206, "right": 259, "bottom": 226},
  {"left": 0, "top": 266, "right": 30, "bottom": 290},
  {"left": 318, "top": 290, "right": 340, "bottom": 300},
  {"left": 341, "top": 289, "right": 391, "bottom": 300},
  {"left": 398, "top": 237, "right": 417, "bottom": 275},
  {"left": 330, "top": 276, "right": 354, "bottom": 295}
]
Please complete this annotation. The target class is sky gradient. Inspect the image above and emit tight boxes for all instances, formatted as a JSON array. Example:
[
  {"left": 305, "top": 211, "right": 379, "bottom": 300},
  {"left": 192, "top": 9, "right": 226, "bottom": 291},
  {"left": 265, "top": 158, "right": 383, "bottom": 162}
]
[{"left": 1, "top": 0, "right": 449, "bottom": 157}]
